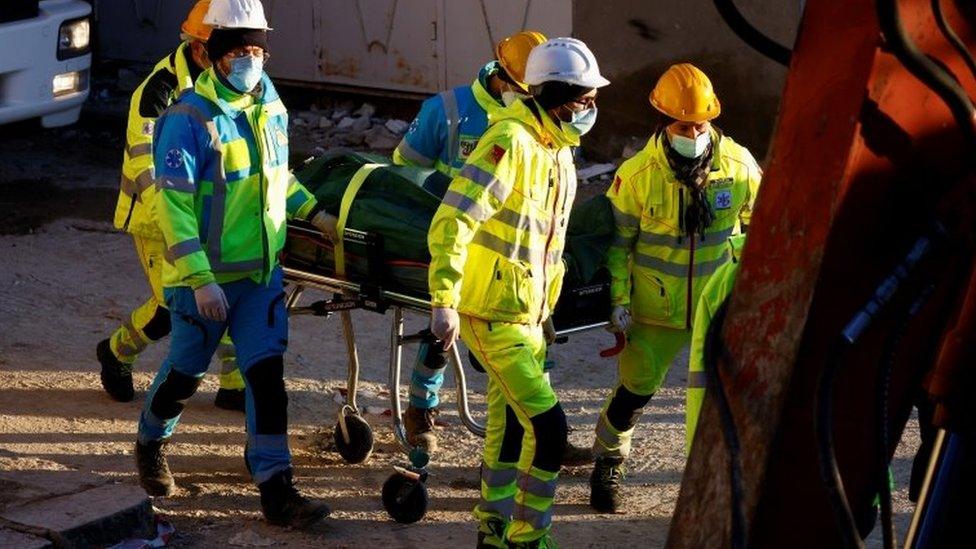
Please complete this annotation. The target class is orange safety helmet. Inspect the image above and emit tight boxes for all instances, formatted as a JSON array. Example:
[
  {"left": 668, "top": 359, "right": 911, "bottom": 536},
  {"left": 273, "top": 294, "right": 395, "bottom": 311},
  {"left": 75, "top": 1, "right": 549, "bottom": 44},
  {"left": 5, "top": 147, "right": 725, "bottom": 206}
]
[
  {"left": 496, "top": 30, "right": 547, "bottom": 92},
  {"left": 181, "top": 0, "right": 213, "bottom": 42},
  {"left": 649, "top": 63, "right": 721, "bottom": 122}
]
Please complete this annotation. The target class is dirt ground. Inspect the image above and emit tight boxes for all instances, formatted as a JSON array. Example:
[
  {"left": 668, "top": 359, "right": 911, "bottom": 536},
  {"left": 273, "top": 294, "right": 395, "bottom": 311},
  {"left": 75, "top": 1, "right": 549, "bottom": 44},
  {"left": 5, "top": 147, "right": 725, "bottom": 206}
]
[{"left": 0, "top": 113, "right": 921, "bottom": 548}]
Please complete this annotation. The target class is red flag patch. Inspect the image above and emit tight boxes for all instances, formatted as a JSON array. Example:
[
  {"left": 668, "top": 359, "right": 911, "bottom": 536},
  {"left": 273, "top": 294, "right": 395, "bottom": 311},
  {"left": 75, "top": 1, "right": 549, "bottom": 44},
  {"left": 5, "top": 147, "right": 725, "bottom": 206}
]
[
  {"left": 613, "top": 175, "right": 623, "bottom": 193},
  {"left": 490, "top": 144, "right": 506, "bottom": 165}
]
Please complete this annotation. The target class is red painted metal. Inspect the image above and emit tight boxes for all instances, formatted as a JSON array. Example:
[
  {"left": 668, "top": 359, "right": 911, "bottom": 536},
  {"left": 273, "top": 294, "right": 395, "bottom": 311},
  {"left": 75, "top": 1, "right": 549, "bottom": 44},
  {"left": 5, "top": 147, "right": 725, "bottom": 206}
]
[{"left": 669, "top": 0, "right": 976, "bottom": 546}]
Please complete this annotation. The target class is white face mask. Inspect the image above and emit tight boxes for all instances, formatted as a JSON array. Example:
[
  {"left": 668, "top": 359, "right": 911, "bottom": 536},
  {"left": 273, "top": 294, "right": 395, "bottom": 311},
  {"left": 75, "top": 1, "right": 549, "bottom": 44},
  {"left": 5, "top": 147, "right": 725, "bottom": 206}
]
[
  {"left": 669, "top": 130, "right": 711, "bottom": 159},
  {"left": 501, "top": 89, "right": 530, "bottom": 107}
]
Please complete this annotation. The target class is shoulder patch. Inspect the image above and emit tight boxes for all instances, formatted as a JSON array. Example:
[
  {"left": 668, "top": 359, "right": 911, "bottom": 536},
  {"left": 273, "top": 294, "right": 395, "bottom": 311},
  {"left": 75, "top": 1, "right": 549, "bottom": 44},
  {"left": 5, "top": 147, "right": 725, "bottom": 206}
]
[
  {"left": 613, "top": 175, "right": 623, "bottom": 193},
  {"left": 490, "top": 144, "right": 506, "bottom": 165}
]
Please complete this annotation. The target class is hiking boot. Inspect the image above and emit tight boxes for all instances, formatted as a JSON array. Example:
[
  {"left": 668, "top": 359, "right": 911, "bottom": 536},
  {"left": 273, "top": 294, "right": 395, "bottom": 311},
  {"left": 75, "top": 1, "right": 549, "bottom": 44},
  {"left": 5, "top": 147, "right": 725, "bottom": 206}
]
[
  {"left": 509, "top": 533, "right": 558, "bottom": 548},
  {"left": 214, "top": 388, "right": 246, "bottom": 412},
  {"left": 589, "top": 457, "right": 625, "bottom": 513},
  {"left": 259, "top": 469, "right": 331, "bottom": 528},
  {"left": 135, "top": 439, "right": 175, "bottom": 497},
  {"left": 98, "top": 338, "right": 134, "bottom": 402},
  {"left": 561, "top": 440, "right": 592, "bottom": 467},
  {"left": 476, "top": 517, "right": 507, "bottom": 548},
  {"left": 404, "top": 405, "right": 439, "bottom": 454}
]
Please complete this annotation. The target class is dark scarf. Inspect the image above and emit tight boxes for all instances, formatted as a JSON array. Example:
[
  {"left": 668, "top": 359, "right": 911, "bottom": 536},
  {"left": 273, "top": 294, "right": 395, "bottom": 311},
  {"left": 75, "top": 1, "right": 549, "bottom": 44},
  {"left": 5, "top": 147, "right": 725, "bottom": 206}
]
[{"left": 662, "top": 130, "right": 716, "bottom": 241}]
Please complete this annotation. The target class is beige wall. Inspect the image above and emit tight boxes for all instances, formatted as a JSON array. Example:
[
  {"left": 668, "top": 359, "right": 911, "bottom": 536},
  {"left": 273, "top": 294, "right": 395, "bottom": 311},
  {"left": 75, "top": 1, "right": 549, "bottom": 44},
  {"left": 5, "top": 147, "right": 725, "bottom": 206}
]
[{"left": 575, "top": 0, "right": 802, "bottom": 161}]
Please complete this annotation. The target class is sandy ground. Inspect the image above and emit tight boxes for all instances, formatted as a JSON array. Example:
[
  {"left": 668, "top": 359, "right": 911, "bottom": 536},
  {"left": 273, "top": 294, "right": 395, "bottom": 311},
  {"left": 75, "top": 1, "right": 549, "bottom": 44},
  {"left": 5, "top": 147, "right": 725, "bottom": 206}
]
[{"left": 0, "top": 118, "right": 921, "bottom": 548}]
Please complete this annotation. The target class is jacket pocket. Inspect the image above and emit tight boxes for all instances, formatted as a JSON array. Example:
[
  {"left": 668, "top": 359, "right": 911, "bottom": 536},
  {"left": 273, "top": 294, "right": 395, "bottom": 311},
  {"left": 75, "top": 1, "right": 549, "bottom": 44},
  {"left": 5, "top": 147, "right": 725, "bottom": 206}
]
[
  {"left": 485, "top": 257, "right": 536, "bottom": 317},
  {"left": 631, "top": 270, "right": 672, "bottom": 322}
]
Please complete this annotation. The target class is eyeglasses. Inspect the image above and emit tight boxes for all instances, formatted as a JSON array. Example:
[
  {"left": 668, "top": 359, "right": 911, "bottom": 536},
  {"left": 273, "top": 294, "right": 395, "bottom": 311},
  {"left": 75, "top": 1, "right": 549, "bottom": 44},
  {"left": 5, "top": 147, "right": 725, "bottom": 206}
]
[
  {"left": 227, "top": 48, "right": 270, "bottom": 62},
  {"left": 567, "top": 95, "right": 597, "bottom": 110}
]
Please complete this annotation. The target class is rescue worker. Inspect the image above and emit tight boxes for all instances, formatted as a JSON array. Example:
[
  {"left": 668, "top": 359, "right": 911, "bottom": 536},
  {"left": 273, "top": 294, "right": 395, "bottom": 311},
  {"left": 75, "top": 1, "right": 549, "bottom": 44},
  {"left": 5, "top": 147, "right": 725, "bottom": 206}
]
[
  {"left": 428, "top": 38, "right": 609, "bottom": 548},
  {"left": 392, "top": 30, "right": 546, "bottom": 454},
  {"left": 589, "top": 63, "right": 762, "bottom": 513},
  {"left": 685, "top": 234, "right": 744, "bottom": 453},
  {"left": 97, "top": 0, "right": 247, "bottom": 412},
  {"left": 133, "top": 0, "right": 336, "bottom": 528}
]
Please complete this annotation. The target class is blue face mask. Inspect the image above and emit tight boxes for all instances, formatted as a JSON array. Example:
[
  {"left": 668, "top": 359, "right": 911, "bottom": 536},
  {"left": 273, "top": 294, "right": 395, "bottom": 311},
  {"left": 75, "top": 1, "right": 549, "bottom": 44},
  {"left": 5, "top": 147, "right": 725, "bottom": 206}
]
[
  {"left": 562, "top": 107, "right": 598, "bottom": 138},
  {"left": 670, "top": 130, "right": 711, "bottom": 159},
  {"left": 227, "top": 55, "right": 264, "bottom": 93}
]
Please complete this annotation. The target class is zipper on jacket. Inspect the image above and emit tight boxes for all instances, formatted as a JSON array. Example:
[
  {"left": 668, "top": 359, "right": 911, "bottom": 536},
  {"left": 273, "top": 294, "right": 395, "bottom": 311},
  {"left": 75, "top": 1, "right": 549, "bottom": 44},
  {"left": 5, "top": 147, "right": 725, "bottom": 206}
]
[
  {"left": 539, "top": 161, "right": 560, "bottom": 324},
  {"left": 121, "top": 192, "right": 137, "bottom": 232},
  {"left": 249, "top": 106, "right": 270, "bottom": 282},
  {"left": 686, "top": 220, "right": 695, "bottom": 330}
]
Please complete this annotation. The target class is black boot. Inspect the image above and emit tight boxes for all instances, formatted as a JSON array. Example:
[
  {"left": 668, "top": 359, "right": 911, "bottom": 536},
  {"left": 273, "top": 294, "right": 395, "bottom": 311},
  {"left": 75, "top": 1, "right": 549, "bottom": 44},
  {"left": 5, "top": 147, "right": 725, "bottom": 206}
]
[
  {"left": 98, "top": 339, "right": 134, "bottom": 402},
  {"left": 259, "top": 469, "right": 330, "bottom": 528},
  {"left": 589, "top": 457, "right": 625, "bottom": 513},
  {"left": 135, "top": 439, "right": 175, "bottom": 497},
  {"left": 214, "top": 388, "right": 246, "bottom": 412}
]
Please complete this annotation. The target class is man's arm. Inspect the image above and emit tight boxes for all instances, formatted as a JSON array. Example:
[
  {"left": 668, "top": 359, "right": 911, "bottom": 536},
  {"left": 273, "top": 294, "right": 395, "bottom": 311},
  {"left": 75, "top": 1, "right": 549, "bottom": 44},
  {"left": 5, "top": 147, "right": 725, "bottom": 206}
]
[
  {"left": 153, "top": 104, "right": 212, "bottom": 289},
  {"left": 428, "top": 134, "right": 517, "bottom": 309},
  {"left": 393, "top": 96, "right": 446, "bottom": 169},
  {"left": 737, "top": 148, "right": 762, "bottom": 230},
  {"left": 605, "top": 168, "right": 645, "bottom": 308}
]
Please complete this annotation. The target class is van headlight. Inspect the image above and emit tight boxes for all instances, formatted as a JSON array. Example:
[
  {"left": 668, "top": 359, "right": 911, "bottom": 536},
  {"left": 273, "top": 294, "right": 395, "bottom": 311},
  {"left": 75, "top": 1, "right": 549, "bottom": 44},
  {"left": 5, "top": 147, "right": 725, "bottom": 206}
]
[
  {"left": 58, "top": 17, "right": 90, "bottom": 60},
  {"left": 53, "top": 70, "right": 88, "bottom": 97}
]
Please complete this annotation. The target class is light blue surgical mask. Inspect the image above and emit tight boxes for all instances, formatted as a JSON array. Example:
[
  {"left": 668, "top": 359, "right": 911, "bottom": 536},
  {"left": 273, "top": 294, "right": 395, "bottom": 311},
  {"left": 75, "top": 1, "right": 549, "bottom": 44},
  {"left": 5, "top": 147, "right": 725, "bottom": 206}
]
[
  {"left": 563, "top": 107, "right": 598, "bottom": 137},
  {"left": 227, "top": 55, "right": 264, "bottom": 93},
  {"left": 670, "top": 130, "right": 711, "bottom": 159}
]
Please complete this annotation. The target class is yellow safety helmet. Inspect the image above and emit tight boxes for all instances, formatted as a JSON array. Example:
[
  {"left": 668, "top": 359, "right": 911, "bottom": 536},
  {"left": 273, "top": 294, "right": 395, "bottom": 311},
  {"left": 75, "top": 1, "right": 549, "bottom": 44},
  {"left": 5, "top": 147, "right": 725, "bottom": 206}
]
[
  {"left": 649, "top": 63, "right": 721, "bottom": 122},
  {"left": 496, "top": 30, "right": 547, "bottom": 92},
  {"left": 181, "top": 0, "right": 213, "bottom": 42}
]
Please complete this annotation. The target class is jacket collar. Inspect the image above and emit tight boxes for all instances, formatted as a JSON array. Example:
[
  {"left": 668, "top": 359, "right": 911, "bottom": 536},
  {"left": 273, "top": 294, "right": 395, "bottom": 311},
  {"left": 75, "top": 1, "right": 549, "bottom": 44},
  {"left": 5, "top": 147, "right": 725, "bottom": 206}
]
[
  {"left": 648, "top": 127, "right": 723, "bottom": 172},
  {"left": 195, "top": 68, "right": 274, "bottom": 117}
]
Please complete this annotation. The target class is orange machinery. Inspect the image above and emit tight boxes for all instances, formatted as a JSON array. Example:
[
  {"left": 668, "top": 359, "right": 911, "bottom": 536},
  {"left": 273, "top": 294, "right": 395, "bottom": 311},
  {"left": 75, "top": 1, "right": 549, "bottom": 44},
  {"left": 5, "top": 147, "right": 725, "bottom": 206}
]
[{"left": 671, "top": 1, "right": 976, "bottom": 547}]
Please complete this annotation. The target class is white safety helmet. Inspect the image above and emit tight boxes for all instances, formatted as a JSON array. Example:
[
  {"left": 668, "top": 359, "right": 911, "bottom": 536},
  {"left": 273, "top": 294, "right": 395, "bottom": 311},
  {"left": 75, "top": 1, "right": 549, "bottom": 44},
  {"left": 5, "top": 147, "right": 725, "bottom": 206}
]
[
  {"left": 523, "top": 37, "right": 609, "bottom": 89},
  {"left": 204, "top": 0, "right": 271, "bottom": 30}
]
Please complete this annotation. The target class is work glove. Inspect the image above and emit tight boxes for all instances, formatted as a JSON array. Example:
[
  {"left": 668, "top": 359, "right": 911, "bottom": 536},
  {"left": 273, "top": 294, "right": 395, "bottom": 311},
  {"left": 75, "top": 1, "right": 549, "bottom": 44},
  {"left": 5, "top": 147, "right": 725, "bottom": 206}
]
[
  {"left": 431, "top": 306, "right": 460, "bottom": 350},
  {"left": 608, "top": 305, "right": 631, "bottom": 333},
  {"left": 310, "top": 210, "right": 339, "bottom": 242},
  {"left": 195, "top": 282, "right": 229, "bottom": 322},
  {"left": 542, "top": 316, "right": 557, "bottom": 345}
]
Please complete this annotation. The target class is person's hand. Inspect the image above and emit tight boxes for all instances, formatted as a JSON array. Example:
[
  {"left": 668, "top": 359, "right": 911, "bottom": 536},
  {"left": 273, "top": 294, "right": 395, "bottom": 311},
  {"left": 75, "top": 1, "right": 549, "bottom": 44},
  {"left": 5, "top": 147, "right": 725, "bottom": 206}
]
[
  {"left": 542, "top": 316, "right": 557, "bottom": 345},
  {"left": 431, "top": 307, "right": 460, "bottom": 350},
  {"left": 310, "top": 210, "right": 339, "bottom": 242},
  {"left": 194, "top": 282, "right": 228, "bottom": 322},
  {"left": 608, "top": 305, "right": 631, "bottom": 333}
]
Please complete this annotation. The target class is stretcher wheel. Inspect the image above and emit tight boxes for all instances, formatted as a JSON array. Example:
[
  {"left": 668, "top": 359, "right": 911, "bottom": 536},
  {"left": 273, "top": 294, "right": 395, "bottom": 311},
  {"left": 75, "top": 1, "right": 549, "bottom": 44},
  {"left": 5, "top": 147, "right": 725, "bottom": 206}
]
[
  {"left": 382, "top": 472, "right": 428, "bottom": 523},
  {"left": 333, "top": 411, "right": 373, "bottom": 464}
]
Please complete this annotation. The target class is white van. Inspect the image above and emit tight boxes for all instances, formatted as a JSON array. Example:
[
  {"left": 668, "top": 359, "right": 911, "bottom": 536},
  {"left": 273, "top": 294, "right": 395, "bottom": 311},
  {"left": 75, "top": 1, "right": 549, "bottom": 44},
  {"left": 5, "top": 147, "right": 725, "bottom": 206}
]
[{"left": 0, "top": 0, "right": 92, "bottom": 127}]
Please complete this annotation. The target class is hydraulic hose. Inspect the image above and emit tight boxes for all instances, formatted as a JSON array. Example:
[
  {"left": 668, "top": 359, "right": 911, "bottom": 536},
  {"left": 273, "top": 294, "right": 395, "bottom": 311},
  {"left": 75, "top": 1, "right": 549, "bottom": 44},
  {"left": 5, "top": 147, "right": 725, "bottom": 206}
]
[
  {"left": 713, "top": 0, "right": 792, "bottom": 66},
  {"left": 877, "top": 0, "right": 976, "bottom": 155},
  {"left": 931, "top": 0, "right": 976, "bottom": 85}
]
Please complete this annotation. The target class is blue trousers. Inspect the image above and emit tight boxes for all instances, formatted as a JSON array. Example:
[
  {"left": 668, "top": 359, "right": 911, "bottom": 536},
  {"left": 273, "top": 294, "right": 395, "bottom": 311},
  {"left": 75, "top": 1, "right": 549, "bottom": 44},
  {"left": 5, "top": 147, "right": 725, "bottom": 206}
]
[
  {"left": 409, "top": 339, "right": 447, "bottom": 409},
  {"left": 138, "top": 268, "right": 290, "bottom": 484}
]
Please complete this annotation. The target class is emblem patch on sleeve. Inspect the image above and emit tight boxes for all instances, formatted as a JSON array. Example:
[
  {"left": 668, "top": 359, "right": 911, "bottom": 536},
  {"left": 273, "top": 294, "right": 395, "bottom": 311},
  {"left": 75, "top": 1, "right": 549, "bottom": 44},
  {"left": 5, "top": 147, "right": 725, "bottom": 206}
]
[
  {"left": 142, "top": 121, "right": 155, "bottom": 136},
  {"left": 490, "top": 144, "right": 506, "bottom": 165},
  {"left": 165, "top": 149, "right": 184, "bottom": 169}
]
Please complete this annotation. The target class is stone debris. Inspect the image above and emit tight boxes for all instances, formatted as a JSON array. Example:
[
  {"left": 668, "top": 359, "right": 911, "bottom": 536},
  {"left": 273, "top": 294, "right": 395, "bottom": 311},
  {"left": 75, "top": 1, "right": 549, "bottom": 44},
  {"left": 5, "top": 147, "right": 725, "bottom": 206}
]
[{"left": 384, "top": 119, "right": 409, "bottom": 135}]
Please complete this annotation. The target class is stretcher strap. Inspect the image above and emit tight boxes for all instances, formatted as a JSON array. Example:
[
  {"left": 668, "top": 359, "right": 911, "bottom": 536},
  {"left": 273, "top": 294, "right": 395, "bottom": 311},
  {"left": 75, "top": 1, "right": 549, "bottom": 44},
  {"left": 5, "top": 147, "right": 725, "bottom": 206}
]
[{"left": 335, "top": 163, "right": 383, "bottom": 277}]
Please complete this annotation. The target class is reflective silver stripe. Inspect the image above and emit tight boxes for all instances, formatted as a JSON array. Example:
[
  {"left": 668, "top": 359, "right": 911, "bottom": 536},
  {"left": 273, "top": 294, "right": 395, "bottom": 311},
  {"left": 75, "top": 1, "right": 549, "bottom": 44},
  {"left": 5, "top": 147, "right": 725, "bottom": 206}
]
[
  {"left": 517, "top": 471, "right": 557, "bottom": 499},
  {"left": 165, "top": 104, "right": 213, "bottom": 131},
  {"left": 479, "top": 497, "right": 514, "bottom": 518},
  {"left": 211, "top": 258, "right": 264, "bottom": 272},
  {"left": 482, "top": 464, "right": 518, "bottom": 487},
  {"left": 395, "top": 140, "right": 434, "bottom": 167},
  {"left": 514, "top": 503, "right": 553, "bottom": 530},
  {"left": 612, "top": 233, "right": 637, "bottom": 248},
  {"left": 441, "top": 90, "right": 460, "bottom": 164},
  {"left": 413, "top": 361, "right": 442, "bottom": 379},
  {"left": 127, "top": 143, "right": 152, "bottom": 159},
  {"left": 547, "top": 249, "right": 562, "bottom": 266},
  {"left": 116, "top": 321, "right": 147, "bottom": 356},
  {"left": 611, "top": 204, "right": 640, "bottom": 228},
  {"left": 472, "top": 231, "right": 542, "bottom": 265},
  {"left": 408, "top": 385, "right": 429, "bottom": 399},
  {"left": 158, "top": 175, "right": 195, "bottom": 193},
  {"left": 168, "top": 238, "right": 202, "bottom": 261},
  {"left": 594, "top": 415, "right": 618, "bottom": 446},
  {"left": 688, "top": 370, "right": 707, "bottom": 389},
  {"left": 494, "top": 206, "right": 549, "bottom": 235},
  {"left": 442, "top": 189, "right": 490, "bottom": 222},
  {"left": 634, "top": 249, "right": 731, "bottom": 278},
  {"left": 640, "top": 225, "right": 736, "bottom": 248},
  {"left": 459, "top": 164, "right": 509, "bottom": 203},
  {"left": 121, "top": 169, "right": 155, "bottom": 199}
]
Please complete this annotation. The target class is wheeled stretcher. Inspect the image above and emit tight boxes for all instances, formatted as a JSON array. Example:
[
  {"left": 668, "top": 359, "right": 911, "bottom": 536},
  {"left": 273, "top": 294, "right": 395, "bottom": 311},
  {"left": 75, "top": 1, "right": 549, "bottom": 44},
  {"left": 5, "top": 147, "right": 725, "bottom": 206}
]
[{"left": 282, "top": 153, "right": 622, "bottom": 522}]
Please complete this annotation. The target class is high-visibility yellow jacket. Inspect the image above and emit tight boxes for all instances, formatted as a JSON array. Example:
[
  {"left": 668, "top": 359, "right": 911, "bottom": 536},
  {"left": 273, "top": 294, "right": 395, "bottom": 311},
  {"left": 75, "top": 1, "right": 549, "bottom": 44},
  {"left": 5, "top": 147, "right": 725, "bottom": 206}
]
[
  {"left": 393, "top": 62, "right": 505, "bottom": 178},
  {"left": 428, "top": 99, "right": 578, "bottom": 325},
  {"left": 686, "top": 234, "right": 744, "bottom": 453},
  {"left": 607, "top": 130, "right": 761, "bottom": 329},
  {"left": 113, "top": 42, "right": 200, "bottom": 239},
  {"left": 153, "top": 69, "right": 317, "bottom": 289}
]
